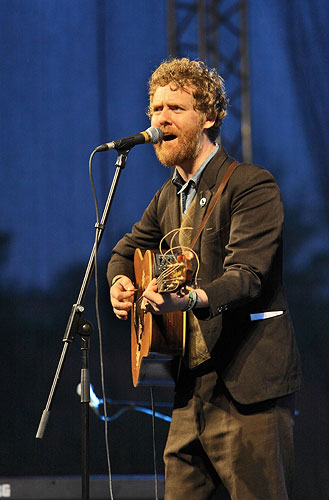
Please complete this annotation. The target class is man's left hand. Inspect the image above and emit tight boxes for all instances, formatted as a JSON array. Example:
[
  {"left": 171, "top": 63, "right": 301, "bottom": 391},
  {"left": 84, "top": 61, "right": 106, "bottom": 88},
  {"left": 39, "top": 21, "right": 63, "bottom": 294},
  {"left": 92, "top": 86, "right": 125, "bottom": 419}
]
[{"left": 141, "top": 278, "right": 209, "bottom": 314}]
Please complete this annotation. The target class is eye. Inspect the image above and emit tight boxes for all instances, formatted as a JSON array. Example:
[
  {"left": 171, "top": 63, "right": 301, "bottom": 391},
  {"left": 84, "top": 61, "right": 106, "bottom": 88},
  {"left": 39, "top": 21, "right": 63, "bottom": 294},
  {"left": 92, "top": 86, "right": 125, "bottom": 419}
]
[{"left": 171, "top": 105, "right": 186, "bottom": 113}]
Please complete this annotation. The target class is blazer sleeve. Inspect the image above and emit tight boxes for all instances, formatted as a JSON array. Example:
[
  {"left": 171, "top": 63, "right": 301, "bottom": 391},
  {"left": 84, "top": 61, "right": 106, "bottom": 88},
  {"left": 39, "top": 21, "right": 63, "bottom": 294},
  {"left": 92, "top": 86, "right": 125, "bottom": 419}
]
[
  {"left": 106, "top": 186, "right": 166, "bottom": 286},
  {"left": 201, "top": 164, "right": 284, "bottom": 318}
]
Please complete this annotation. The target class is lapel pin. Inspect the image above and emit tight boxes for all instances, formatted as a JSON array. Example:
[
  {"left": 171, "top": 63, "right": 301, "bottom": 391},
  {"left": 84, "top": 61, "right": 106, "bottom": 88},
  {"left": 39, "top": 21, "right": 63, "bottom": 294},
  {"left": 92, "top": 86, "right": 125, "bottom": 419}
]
[{"left": 200, "top": 197, "right": 207, "bottom": 207}]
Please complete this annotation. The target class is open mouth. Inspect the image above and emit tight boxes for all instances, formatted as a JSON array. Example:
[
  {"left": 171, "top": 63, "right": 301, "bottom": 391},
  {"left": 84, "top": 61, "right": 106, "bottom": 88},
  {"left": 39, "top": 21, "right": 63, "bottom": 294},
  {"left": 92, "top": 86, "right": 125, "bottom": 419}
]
[{"left": 163, "top": 134, "right": 177, "bottom": 142}]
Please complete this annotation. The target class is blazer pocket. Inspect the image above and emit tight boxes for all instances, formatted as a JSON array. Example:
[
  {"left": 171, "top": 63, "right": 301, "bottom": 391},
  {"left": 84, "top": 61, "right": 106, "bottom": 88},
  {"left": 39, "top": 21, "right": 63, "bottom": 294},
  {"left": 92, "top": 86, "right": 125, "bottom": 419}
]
[{"left": 201, "top": 222, "right": 230, "bottom": 244}]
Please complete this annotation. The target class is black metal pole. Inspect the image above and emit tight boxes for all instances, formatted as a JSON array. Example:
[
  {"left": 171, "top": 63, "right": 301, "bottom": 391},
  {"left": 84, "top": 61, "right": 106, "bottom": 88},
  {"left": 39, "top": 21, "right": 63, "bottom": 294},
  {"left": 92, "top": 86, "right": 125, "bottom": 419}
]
[
  {"left": 80, "top": 322, "right": 92, "bottom": 500},
  {"left": 35, "top": 149, "right": 130, "bottom": 500}
]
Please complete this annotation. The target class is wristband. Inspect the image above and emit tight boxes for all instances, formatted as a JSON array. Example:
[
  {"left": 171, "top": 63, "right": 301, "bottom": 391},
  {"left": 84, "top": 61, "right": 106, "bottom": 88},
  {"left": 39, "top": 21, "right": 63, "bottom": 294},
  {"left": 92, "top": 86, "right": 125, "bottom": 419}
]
[{"left": 182, "top": 290, "right": 198, "bottom": 312}]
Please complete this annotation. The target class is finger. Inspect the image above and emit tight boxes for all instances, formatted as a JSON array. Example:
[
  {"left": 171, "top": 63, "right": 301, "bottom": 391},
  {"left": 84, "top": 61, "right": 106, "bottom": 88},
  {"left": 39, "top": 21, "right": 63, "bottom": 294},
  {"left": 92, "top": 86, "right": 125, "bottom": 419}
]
[
  {"left": 114, "top": 290, "right": 135, "bottom": 301},
  {"left": 141, "top": 297, "right": 149, "bottom": 311},
  {"left": 111, "top": 283, "right": 135, "bottom": 296},
  {"left": 144, "top": 302, "right": 161, "bottom": 315},
  {"left": 144, "top": 278, "right": 158, "bottom": 293},
  {"left": 113, "top": 309, "right": 129, "bottom": 320},
  {"left": 143, "top": 289, "right": 164, "bottom": 305},
  {"left": 112, "top": 299, "right": 133, "bottom": 312},
  {"left": 111, "top": 277, "right": 134, "bottom": 293},
  {"left": 117, "top": 277, "right": 135, "bottom": 291}
]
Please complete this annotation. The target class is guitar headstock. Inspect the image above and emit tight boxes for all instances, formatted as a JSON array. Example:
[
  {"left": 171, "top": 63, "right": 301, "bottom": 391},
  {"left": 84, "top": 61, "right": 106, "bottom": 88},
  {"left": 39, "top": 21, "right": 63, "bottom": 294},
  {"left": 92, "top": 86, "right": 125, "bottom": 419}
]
[{"left": 157, "top": 251, "right": 194, "bottom": 293}]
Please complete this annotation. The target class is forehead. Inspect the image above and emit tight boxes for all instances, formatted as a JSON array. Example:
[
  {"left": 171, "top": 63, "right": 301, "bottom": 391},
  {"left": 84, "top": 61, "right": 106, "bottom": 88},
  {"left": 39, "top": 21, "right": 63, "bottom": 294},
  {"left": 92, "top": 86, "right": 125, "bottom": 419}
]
[{"left": 151, "top": 83, "right": 195, "bottom": 105}]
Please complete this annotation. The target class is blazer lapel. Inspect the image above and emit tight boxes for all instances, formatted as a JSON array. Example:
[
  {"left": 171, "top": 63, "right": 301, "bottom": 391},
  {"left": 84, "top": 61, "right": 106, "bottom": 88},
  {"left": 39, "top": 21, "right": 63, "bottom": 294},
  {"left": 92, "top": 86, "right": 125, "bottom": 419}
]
[
  {"left": 189, "top": 146, "right": 229, "bottom": 254},
  {"left": 165, "top": 182, "right": 181, "bottom": 243}
]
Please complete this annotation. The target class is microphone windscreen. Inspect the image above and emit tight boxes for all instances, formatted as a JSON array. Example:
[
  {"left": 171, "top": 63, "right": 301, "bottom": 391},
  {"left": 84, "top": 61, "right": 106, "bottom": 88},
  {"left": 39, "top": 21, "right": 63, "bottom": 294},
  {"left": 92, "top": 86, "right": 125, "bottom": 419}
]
[{"left": 146, "top": 127, "right": 163, "bottom": 144}]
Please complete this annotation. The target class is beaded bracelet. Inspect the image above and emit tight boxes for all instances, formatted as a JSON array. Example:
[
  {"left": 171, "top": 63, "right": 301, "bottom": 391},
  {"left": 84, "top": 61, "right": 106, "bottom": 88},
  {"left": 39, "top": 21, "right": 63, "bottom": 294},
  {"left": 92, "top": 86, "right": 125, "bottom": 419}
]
[{"left": 182, "top": 289, "right": 198, "bottom": 312}]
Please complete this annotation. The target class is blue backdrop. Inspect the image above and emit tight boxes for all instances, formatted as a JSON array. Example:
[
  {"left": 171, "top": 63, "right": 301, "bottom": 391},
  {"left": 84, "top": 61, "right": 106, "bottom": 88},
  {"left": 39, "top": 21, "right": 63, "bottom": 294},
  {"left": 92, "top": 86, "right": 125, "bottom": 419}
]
[{"left": 1, "top": 1, "right": 328, "bottom": 498}]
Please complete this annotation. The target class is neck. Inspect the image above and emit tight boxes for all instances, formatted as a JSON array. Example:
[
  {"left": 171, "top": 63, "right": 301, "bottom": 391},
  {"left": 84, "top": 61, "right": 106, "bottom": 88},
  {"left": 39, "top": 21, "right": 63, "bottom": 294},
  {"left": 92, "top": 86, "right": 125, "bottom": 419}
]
[{"left": 176, "top": 137, "right": 216, "bottom": 182}]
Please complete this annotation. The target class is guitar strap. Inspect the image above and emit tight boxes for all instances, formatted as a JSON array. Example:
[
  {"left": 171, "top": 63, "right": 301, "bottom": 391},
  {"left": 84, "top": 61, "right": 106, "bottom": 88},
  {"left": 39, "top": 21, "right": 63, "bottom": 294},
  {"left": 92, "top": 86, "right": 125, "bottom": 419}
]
[{"left": 190, "top": 160, "right": 240, "bottom": 249}]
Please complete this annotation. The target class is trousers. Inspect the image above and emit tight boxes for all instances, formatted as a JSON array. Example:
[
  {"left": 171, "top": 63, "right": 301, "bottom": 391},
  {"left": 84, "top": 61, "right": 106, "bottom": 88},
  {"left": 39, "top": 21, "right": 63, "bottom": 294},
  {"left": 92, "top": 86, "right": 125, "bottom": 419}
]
[{"left": 164, "top": 369, "right": 295, "bottom": 500}]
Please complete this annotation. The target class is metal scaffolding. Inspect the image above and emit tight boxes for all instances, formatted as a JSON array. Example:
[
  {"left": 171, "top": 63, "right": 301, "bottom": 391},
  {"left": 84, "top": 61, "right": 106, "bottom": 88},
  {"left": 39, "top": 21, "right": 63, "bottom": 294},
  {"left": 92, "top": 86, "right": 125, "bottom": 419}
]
[{"left": 167, "top": 0, "right": 252, "bottom": 162}]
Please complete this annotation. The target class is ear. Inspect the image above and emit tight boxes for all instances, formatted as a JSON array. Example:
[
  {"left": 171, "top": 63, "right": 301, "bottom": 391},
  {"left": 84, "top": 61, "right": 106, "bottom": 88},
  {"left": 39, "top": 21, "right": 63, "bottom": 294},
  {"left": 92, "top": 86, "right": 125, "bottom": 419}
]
[{"left": 202, "top": 113, "right": 217, "bottom": 130}]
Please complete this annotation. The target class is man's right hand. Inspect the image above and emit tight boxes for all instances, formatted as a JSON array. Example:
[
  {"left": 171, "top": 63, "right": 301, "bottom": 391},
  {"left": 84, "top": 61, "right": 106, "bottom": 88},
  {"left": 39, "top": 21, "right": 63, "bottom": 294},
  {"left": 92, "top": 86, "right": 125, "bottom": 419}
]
[{"left": 110, "top": 275, "right": 136, "bottom": 320}]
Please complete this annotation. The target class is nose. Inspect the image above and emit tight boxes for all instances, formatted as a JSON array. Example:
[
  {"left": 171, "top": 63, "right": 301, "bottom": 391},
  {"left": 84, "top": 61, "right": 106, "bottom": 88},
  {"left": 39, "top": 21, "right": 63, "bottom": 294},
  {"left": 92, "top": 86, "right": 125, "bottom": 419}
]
[{"left": 153, "top": 107, "right": 172, "bottom": 127}]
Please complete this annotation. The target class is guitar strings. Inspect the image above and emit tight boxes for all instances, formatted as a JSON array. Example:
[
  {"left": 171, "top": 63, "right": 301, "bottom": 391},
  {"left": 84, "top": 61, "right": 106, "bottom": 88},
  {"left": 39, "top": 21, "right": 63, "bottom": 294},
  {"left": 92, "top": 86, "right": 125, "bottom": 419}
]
[
  {"left": 162, "top": 244, "right": 200, "bottom": 288},
  {"left": 169, "top": 229, "right": 180, "bottom": 256},
  {"left": 135, "top": 261, "right": 183, "bottom": 309},
  {"left": 135, "top": 226, "right": 202, "bottom": 311},
  {"left": 156, "top": 262, "right": 183, "bottom": 291},
  {"left": 159, "top": 227, "right": 194, "bottom": 256},
  {"left": 135, "top": 249, "right": 200, "bottom": 309},
  {"left": 159, "top": 228, "right": 180, "bottom": 256},
  {"left": 159, "top": 227, "right": 200, "bottom": 286}
]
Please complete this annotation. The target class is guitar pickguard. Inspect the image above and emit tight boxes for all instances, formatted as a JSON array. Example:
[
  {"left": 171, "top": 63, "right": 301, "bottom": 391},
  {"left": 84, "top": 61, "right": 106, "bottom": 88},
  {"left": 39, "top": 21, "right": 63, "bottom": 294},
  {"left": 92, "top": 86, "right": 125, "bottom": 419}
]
[{"left": 133, "top": 267, "right": 147, "bottom": 367}]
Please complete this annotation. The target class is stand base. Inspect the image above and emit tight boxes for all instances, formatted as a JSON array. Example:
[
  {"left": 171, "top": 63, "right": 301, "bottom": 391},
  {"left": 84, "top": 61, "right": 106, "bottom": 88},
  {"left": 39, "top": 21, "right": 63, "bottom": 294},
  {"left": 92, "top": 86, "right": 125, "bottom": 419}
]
[{"left": 0, "top": 475, "right": 165, "bottom": 500}]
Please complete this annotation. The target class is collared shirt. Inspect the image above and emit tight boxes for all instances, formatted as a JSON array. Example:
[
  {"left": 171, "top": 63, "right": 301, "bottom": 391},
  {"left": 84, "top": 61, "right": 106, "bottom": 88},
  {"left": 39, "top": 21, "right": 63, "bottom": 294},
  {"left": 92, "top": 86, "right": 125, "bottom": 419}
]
[{"left": 172, "top": 144, "right": 219, "bottom": 216}]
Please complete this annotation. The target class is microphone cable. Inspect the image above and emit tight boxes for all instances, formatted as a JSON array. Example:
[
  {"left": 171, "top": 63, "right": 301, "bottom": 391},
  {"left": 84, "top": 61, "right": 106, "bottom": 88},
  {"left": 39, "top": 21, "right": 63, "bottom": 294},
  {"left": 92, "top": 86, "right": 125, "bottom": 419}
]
[
  {"left": 89, "top": 149, "right": 114, "bottom": 500},
  {"left": 89, "top": 143, "right": 167, "bottom": 500},
  {"left": 150, "top": 387, "right": 159, "bottom": 500}
]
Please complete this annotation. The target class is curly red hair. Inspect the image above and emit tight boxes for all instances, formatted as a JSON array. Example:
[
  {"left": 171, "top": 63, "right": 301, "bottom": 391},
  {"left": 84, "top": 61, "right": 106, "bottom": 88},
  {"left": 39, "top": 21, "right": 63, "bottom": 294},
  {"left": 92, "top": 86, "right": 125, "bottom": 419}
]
[{"left": 148, "top": 57, "right": 228, "bottom": 142}]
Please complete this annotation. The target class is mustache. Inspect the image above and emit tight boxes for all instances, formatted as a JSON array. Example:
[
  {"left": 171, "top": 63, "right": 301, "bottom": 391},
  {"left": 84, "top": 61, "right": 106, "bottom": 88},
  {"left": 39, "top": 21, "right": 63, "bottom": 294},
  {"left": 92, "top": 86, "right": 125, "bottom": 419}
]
[
  {"left": 156, "top": 128, "right": 179, "bottom": 144},
  {"left": 160, "top": 127, "right": 179, "bottom": 136}
]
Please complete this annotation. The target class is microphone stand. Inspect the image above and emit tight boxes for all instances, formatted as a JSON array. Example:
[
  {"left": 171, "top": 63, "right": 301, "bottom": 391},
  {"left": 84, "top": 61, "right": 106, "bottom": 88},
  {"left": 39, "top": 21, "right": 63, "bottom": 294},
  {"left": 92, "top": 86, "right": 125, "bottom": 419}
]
[{"left": 36, "top": 149, "right": 130, "bottom": 500}]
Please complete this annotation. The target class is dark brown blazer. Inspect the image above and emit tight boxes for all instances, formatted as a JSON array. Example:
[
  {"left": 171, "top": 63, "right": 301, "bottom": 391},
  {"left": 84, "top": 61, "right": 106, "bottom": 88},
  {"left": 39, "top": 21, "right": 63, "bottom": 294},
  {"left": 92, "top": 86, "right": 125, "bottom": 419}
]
[{"left": 107, "top": 146, "right": 301, "bottom": 404}]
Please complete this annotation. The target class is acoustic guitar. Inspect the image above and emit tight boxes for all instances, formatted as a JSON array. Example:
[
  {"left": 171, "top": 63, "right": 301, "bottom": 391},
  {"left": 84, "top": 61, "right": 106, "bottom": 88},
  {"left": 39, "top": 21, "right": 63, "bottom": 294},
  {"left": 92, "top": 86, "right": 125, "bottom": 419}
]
[{"left": 131, "top": 248, "right": 192, "bottom": 387}]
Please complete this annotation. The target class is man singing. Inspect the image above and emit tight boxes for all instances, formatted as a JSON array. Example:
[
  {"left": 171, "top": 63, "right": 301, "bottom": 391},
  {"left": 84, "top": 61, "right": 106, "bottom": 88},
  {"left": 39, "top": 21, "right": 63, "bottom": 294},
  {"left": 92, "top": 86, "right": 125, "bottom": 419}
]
[{"left": 107, "top": 58, "right": 301, "bottom": 499}]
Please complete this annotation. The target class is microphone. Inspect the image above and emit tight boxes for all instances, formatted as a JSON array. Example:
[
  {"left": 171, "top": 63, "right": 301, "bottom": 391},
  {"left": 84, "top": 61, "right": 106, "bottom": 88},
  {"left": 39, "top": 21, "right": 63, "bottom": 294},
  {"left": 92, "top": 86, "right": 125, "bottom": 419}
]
[{"left": 96, "top": 126, "right": 163, "bottom": 152}]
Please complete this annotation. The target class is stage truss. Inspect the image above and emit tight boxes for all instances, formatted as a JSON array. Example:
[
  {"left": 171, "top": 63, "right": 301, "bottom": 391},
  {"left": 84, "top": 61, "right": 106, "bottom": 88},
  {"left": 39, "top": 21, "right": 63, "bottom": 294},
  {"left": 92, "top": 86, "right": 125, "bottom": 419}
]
[{"left": 167, "top": 0, "right": 252, "bottom": 162}]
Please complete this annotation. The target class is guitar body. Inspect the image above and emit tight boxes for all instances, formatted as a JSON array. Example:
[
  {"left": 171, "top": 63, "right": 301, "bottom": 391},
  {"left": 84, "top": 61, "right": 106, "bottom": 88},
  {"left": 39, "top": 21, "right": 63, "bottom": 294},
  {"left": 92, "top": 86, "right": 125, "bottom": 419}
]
[{"left": 131, "top": 248, "right": 186, "bottom": 387}]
